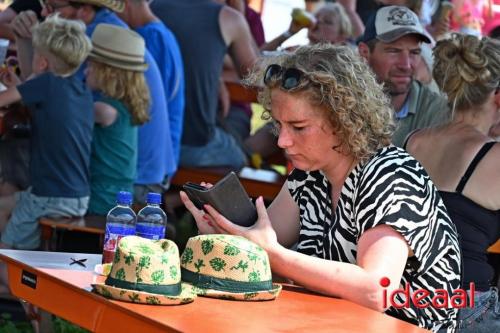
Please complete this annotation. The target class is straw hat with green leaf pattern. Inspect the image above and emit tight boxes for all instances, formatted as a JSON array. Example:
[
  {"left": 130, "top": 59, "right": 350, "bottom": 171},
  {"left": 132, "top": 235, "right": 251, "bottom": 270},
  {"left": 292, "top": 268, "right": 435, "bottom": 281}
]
[
  {"left": 93, "top": 236, "right": 196, "bottom": 305},
  {"left": 180, "top": 234, "right": 282, "bottom": 301}
]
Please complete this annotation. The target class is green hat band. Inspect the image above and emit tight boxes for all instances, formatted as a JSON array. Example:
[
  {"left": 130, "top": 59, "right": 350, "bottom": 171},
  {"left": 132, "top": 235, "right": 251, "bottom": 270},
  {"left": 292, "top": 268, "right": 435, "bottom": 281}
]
[
  {"left": 182, "top": 268, "right": 273, "bottom": 293},
  {"left": 105, "top": 276, "right": 182, "bottom": 296}
]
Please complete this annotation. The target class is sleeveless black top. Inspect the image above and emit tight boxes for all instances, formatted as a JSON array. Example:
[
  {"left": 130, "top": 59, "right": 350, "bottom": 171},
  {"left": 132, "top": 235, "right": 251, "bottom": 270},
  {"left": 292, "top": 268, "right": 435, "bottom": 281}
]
[{"left": 439, "top": 141, "right": 500, "bottom": 291}]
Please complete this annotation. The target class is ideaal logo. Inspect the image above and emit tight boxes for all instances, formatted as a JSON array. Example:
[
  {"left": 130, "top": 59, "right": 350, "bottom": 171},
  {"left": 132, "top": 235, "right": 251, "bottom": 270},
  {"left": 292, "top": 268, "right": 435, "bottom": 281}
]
[{"left": 380, "top": 277, "right": 474, "bottom": 309}]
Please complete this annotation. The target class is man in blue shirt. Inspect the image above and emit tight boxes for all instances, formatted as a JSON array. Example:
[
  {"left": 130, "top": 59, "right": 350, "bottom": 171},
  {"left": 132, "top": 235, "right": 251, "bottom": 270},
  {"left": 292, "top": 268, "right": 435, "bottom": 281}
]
[{"left": 117, "top": 0, "right": 184, "bottom": 181}]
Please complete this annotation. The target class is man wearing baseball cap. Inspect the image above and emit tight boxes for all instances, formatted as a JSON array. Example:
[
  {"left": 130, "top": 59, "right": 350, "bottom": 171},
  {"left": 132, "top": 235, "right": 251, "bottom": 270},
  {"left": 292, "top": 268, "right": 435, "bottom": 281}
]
[{"left": 358, "top": 5, "right": 449, "bottom": 147}]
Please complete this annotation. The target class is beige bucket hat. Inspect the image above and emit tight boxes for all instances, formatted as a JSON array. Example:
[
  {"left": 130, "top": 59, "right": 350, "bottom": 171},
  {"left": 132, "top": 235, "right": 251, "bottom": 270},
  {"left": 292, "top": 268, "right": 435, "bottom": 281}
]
[
  {"left": 92, "top": 236, "right": 196, "bottom": 305},
  {"left": 88, "top": 23, "right": 147, "bottom": 72},
  {"left": 180, "top": 235, "right": 282, "bottom": 301},
  {"left": 70, "top": 0, "right": 125, "bottom": 13}
]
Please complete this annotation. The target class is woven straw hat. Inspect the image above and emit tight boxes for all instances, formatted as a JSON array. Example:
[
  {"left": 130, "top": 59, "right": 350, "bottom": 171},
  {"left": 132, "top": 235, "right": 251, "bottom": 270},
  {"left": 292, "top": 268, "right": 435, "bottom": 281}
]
[
  {"left": 70, "top": 0, "right": 125, "bottom": 13},
  {"left": 180, "top": 235, "right": 282, "bottom": 301},
  {"left": 93, "top": 236, "right": 196, "bottom": 305},
  {"left": 88, "top": 24, "right": 147, "bottom": 72}
]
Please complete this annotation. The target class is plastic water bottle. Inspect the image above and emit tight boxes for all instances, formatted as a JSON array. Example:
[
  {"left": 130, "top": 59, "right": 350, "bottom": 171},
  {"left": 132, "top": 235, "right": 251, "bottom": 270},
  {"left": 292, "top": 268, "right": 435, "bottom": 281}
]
[
  {"left": 135, "top": 192, "right": 167, "bottom": 240},
  {"left": 102, "top": 191, "right": 137, "bottom": 264}
]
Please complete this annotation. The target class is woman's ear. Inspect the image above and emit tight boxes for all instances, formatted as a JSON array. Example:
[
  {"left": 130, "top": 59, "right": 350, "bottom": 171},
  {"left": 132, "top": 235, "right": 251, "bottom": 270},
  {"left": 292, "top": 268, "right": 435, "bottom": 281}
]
[
  {"left": 357, "top": 42, "right": 370, "bottom": 61},
  {"left": 494, "top": 85, "right": 500, "bottom": 106},
  {"left": 39, "top": 55, "right": 49, "bottom": 72}
]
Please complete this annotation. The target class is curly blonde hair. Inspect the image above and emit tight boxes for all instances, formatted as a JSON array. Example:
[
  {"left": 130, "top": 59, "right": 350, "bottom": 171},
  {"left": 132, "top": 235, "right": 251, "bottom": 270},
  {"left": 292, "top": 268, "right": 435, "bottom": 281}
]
[
  {"left": 89, "top": 61, "right": 150, "bottom": 125},
  {"left": 433, "top": 33, "right": 500, "bottom": 113},
  {"left": 245, "top": 43, "right": 395, "bottom": 161},
  {"left": 32, "top": 14, "right": 91, "bottom": 76}
]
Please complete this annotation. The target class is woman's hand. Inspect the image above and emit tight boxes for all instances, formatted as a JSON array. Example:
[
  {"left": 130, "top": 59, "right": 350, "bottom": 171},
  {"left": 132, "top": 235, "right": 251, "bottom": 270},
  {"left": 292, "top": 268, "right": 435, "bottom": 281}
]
[
  {"left": 0, "top": 67, "right": 21, "bottom": 87},
  {"left": 179, "top": 190, "right": 219, "bottom": 235},
  {"left": 204, "top": 196, "right": 279, "bottom": 252}
]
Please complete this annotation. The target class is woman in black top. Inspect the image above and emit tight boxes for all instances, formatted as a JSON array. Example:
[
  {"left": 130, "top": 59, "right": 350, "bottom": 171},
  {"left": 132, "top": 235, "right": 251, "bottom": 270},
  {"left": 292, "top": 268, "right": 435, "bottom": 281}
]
[{"left": 406, "top": 33, "right": 500, "bottom": 332}]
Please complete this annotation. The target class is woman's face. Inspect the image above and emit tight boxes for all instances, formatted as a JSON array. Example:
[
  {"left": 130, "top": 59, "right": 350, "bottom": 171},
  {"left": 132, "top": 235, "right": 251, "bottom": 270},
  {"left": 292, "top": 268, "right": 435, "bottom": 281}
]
[
  {"left": 308, "top": 9, "right": 343, "bottom": 44},
  {"left": 271, "top": 88, "right": 339, "bottom": 171}
]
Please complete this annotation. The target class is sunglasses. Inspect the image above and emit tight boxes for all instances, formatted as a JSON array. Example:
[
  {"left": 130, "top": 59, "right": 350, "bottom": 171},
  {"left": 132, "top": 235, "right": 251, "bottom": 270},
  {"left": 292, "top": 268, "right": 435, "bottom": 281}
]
[
  {"left": 40, "top": 0, "right": 78, "bottom": 12},
  {"left": 263, "top": 64, "right": 305, "bottom": 91}
]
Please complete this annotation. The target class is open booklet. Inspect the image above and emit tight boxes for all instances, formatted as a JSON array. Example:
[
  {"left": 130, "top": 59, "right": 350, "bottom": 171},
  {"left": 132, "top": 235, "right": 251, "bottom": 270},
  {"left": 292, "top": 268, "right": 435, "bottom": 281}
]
[{"left": 182, "top": 172, "right": 257, "bottom": 227}]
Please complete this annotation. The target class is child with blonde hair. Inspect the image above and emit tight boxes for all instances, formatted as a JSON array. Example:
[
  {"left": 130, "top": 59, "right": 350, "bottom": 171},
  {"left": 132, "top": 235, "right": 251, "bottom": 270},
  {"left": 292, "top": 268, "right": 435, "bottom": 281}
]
[
  {"left": 0, "top": 14, "right": 93, "bottom": 253},
  {"left": 85, "top": 23, "right": 150, "bottom": 215}
]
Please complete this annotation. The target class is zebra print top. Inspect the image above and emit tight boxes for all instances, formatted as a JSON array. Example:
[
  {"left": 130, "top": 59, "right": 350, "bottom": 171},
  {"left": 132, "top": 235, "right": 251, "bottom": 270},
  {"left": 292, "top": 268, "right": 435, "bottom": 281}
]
[{"left": 287, "top": 146, "right": 461, "bottom": 332}]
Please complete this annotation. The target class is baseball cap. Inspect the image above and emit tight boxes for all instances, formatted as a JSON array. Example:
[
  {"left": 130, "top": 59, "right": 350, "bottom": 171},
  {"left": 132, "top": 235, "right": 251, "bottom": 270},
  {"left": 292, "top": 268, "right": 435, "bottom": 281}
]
[{"left": 359, "top": 6, "right": 433, "bottom": 44}]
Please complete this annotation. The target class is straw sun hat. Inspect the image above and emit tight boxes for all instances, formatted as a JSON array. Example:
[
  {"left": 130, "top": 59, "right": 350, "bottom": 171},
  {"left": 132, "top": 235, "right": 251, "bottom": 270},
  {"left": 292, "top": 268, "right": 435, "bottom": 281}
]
[
  {"left": 180, "top": 235, "right": 282, "bottom": 301},
  {"left": 70, "top": 0, "right": 125, "bottom": 13},
  {"left": 93, "top": 236, "right": 196, "bottom": 305},
  {"left": 88, "top": 24, "right": 148, "bottom": 72}
]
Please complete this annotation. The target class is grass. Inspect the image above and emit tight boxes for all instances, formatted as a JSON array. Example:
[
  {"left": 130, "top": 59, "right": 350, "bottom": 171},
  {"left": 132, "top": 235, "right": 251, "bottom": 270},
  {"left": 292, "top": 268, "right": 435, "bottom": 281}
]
[
  {"left": 0, "top": 313, "right": 89, "bottom": 333},
  {"left": 0, "top": 313, "right": 32, "bottom": 333}
]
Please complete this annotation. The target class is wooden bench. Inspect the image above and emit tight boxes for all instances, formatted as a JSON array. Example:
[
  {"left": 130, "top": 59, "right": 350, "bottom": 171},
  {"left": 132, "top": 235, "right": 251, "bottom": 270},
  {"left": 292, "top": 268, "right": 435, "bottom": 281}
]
[
  {"left": 39, "top": 215, "right": 106, "bottom": 251},
  {"left": 225, "top": 80, "right": 258, "bottom": 104}
]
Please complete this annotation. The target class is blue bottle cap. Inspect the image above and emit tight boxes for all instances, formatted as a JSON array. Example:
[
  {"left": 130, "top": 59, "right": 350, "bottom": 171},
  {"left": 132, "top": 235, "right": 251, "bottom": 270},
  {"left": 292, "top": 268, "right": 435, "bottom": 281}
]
[
  {"left": 117, "top": 191, "right": 132, "bottom": 205},
  {"left": 147, "top": 192, "right": 161, "bottom": 205}
]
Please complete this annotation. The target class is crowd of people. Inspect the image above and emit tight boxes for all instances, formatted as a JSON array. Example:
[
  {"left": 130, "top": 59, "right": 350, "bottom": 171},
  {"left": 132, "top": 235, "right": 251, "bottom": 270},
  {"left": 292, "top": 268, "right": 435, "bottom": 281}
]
[{"left": 0, "top": 0, "right": 497, "bottom": 332}]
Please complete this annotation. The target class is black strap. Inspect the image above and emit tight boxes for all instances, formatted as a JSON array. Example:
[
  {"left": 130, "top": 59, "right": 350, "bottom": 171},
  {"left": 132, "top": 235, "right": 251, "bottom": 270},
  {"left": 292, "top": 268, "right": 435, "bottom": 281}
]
[
  {"left": 456, "top": 141, "right": 496, "bottom": 193},
  {"left": 402, "top": 129, "right": 422, "bottom": 150}
]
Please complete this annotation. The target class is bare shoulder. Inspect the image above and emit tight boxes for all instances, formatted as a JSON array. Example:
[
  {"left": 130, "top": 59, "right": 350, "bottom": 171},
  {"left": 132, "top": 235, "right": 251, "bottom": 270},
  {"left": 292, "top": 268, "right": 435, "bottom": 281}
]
[
  {"left": 219, "top": 5, "right": 247, "bottom": 42},
  {"left": 94, "top": 101, "right": 118, "bottom": 127},
  {"left": 463, "top": 141, "right": 500, "bottom": 210},
  {"left": 94, "top": 101, "right": 116, "bottom": 113},
  {"left": 406, "top": 126, "right": 448, "bottom": 153},
  {"left": 219, "top": 4, "right": 245, "bottom": 24}
]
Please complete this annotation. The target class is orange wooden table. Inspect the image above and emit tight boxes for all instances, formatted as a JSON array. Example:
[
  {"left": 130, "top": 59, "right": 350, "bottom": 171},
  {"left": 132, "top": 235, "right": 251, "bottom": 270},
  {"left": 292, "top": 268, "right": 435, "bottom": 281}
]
[
  {"left": 488, "top": 239, "right": 500, "bottom": 254},
  {"left": 0, "top": 250, "right": 429, "bottom": 333}
]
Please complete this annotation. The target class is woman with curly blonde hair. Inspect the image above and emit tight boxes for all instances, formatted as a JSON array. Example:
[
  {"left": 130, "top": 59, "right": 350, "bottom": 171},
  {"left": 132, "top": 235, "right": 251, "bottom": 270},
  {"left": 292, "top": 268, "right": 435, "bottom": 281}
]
[
  {"left": 406, "top": 33, "right": 500, "bottom": 332},
  {"left": 181, "top": 43, "right": 462, "bottom": 332},
  {"left": 85, "top": 23, "right": 150, "bottom": 215}
]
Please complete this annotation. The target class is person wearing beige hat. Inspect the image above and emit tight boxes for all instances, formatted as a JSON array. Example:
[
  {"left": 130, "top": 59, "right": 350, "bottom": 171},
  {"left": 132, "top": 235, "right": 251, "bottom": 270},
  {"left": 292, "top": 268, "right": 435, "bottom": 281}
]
[
  {"left": 85, "top": 23, "right": 151, "bottom": 215},
  {"left": 116, "top": 0, "right": 184, "bottom": 205}
]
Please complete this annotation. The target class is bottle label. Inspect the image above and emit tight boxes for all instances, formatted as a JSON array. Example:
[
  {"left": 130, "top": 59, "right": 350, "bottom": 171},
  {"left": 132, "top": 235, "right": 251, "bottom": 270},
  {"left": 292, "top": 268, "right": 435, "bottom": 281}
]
[
  {"left": 135, "top": 224, "right": 165, "bottom": 240},
  {"left": 102, "top": 224, "right": 135, "bottom": 263}
]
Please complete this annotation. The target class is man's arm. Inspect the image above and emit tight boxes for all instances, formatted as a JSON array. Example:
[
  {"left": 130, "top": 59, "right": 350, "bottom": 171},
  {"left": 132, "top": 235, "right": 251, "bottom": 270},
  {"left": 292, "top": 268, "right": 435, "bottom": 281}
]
[
  {"left": 0, "top": 87, "right": 22, "bottom": 108},
  {"left": 10, "top": 10, "right": 38, "bottom": 80},
  {"left": 218, "top": 6, "right": 258, "bottom": 78},
  {"left": 0, "top": 7, "right": 17, "bottom": 40},
  {"left": 337, "top": 0, "right": 365, "bottom": 39}
]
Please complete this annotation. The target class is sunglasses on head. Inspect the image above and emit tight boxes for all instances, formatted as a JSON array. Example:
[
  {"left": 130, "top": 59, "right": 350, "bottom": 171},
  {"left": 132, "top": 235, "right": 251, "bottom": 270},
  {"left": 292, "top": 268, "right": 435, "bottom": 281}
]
[{"left": 263, "top": 64, "right": 305, "bottom": 91}]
